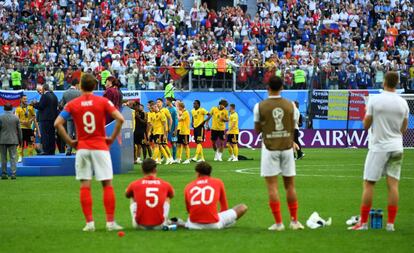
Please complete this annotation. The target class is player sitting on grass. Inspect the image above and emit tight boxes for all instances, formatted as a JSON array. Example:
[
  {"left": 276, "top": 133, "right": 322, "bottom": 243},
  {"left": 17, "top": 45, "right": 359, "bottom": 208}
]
[
  {"left": 126, "top": 158, "right": 175, "bottom": 230},
  {"left": 184, "top": 161, "right": 247, "bottom": 229}
]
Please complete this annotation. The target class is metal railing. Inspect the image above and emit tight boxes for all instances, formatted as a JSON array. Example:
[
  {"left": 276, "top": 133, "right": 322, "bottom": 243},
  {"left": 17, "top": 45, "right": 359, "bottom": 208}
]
[{"left": 1, "top": 65, "right": 413, "bottom": 91}]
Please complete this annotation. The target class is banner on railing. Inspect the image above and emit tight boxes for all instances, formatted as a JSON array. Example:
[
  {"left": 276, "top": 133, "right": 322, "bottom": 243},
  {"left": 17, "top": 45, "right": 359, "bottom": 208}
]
[
  {"left": 348, "top": 90, "right": 369, "bottom": 120},
  {"left": 187, "top": 129, "right": 369, "bottom": 148},
  {"left": 311, "top": 90, "right": 349, "bottom": 120},
  {"left": 0, "top": 90, "right": 24, "bottom": 107}
]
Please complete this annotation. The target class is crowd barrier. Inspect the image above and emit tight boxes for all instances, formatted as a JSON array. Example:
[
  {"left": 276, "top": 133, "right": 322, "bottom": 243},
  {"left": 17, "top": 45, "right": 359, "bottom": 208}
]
[{"left": 1, "top": 89, "right": 412, "bottom": 132}]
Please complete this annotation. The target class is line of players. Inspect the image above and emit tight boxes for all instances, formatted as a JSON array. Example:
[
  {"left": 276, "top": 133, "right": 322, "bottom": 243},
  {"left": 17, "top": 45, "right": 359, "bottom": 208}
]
[{"left": 131, "top": 97, "right": 241, "bottom": 165}]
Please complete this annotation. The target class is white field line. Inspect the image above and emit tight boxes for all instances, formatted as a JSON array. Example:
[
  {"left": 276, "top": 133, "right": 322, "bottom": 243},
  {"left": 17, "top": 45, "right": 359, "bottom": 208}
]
[{"left": 234, "top": 167, "right": 414, "bottom": 180}]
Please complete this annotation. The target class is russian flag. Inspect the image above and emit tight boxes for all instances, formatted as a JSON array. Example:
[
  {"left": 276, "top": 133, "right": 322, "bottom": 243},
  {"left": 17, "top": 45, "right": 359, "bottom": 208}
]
[{"left": 0, "top": 90, "right": 24, "bottom": 107}]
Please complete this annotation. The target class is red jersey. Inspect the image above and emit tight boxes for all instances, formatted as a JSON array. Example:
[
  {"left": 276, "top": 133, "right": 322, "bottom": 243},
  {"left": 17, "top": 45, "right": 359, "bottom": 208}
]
[
  {"left": 63, "top": 94, "right": 117, "bottom": 150},
  {"left": 184, "top": 176, "right": 228, "bottom": 224},
  {"left": 126, "top": 175, "right": 174, "bottom": 226}
]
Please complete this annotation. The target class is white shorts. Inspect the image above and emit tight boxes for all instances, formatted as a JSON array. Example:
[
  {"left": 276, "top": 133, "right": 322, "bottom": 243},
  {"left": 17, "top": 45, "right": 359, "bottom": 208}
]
[
  {"left": 130, "top": 201, "right": 169, "bottom": 230},
  {"left": 185, "top": 209, "right": 237, "bottom": 230},
  {"left": 260, "top": 146, "right": 296, "bottom": 177},
  {"left": 363, "top": 150, "right": 403, "bottom": 181},
  {"left": 75, "top": 149, "right": 113, "bottom": 181}
]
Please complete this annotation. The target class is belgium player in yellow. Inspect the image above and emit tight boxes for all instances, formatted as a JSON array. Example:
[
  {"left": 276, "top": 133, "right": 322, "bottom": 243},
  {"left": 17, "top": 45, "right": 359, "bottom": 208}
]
[
  {"left": 156, "top": 98, "right": 173, "bottom": 164},
  {"left": 15, "top": 95, "right": 36, "bottom": 162},
  {"left": 176, "top": 102, "right": 191, "bottom": 164},
  {"left": 207, "top": 99, "right": 229, "bottom": 161},
  {"left": 191, "top": 100, "right": 210, "bottom": 162},
  {"left": 227, "top": 104, "right": 239, "bottom": 162},
  {"left": 147, "top": 104, "right": 170, "bottom": 164}
]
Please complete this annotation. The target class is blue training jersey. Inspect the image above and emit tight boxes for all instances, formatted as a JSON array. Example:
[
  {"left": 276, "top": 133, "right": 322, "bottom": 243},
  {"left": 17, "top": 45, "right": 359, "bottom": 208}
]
[{"left": 168, "top": 106, "right": 178, "bottom": 133}]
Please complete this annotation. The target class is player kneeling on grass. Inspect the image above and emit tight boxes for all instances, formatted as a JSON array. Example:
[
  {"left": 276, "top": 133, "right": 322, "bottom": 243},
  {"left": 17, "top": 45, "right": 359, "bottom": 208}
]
[
  {"left": 125, "top": 158, "right": 175, "bottom": 230},
  {"left": 349, "top": 71, "right": 409, "bottom": 231},
  {"left": 54, "top": 73, "right": 124, "bottom": 232},
  {"left": 184, "top": 162, "right": 247, "bottom": 229}
]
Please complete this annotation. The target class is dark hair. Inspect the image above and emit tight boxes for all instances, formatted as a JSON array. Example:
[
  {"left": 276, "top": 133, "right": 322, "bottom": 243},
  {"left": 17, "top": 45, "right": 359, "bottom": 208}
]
[
  {"left": 156, "top": 98, "right": 163, "bottom": 102},
  {"left": 219, "top": 99, "right": 228, "bottom": 107},
  {"left": 81, "top": 73, "right": 98, "bottom": 91},
  {"left": 71, "top": 79, "right": 79, "bottom": 87},
  {"left": 194, "top": 100, "right": 200, "bottom": 106},
  {"left": 4, "top": 103, "right": 12, "bottom": 111},
  {"left": 195, "top": 161, "right": 212, "bottom": 176},
  {"left": 166, "top": 97, "right": 174, "bottom": 102},
  {"left": 142, "top": 158, "right": 157, "bottom": 174},
  {"left": 230, "top": 103, "right": 235, "bottom": 109},
  {"left": 106, "top": 76, "right": 120, "bottom": 87},
  {"left": 384, "top": 71, "right": 399, "bottom": 88},
  {"left": 148, "top": 100, "right": 154, "bottom": 104},
  {"left": 268, "top": 75, "right": 284, "bottom": 91}
]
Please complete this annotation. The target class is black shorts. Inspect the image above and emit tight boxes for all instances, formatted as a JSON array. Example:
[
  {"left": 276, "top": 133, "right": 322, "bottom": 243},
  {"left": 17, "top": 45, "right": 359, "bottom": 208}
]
[
  {"left": 193, "top": 125, "right": 205, "bottom": 143},
  {"left": 153, "top": 134, "right": 164, "bottom": 144},
  {"left": 134, "top": 131, "right": 145, "bottom": 145},
  {"left": 227, "top": 134, "right": 239, "bottom": 144},
  {"left": 149, "top": 134, "right": 155, "bottom": 142},
  {"left": 22, "top": 128, "right": 34, "bottom": 144},
  {"left": 211, "top": 130, "right": 225, "bottom": 141},
  {"left": 178, "top": 134, "right": 189, "bottom": 145}
]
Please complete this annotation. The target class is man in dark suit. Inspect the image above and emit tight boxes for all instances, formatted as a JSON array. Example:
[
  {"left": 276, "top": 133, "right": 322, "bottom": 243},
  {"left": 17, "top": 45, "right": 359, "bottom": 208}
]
[
  {"left": 33, "top": 84, "right": 58, "bottom": 155},
  {"left": 0, "top": 103, "right": 22, "bottom": 179}
]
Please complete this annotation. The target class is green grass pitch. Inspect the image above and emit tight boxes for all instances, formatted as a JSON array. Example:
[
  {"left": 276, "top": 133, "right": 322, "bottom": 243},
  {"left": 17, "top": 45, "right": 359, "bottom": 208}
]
[{"left": 1, "top": 148, "right": 413, "bottom": 253}]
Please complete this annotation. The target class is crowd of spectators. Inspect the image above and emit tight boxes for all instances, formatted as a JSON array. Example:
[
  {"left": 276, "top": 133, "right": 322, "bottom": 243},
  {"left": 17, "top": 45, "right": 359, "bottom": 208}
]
[{"left": 0, "top": 0, "right": 413, "bottom": 91}]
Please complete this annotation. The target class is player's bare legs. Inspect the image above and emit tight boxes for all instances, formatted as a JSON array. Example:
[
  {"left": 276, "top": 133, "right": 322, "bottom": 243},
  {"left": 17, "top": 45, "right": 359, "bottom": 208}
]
[
  {"left": 386, "top": 176, "right": 399, "bottom": 231},
  {"left": 232, "top": 204, "right": 248, "bottom": 219}
]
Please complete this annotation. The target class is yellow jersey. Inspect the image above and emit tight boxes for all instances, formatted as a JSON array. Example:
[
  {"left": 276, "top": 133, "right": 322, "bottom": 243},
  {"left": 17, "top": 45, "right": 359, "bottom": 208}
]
[
  {"left": 178, "top": 110, "right": 190, "bottom": 135},
  {"left": 15, "top": 105, "right": 35, "bottom": 129},
  {"left": 191, "top": 107, "right": 208, "bottom": 128},
  {"left": 149, "top": 111, "right": 166, "bottom": 135},
  {"left": 210, "top": 107, "right": 228, "bottom": 131},
  {"left": 147, "top": 111, "right": 155, "bottom": 133},
  {"left": 160, "top": 107, "right": 171, "bottom": 122},
  {"left": 227, "top": 112, "right": 239, "bottom": 134}
]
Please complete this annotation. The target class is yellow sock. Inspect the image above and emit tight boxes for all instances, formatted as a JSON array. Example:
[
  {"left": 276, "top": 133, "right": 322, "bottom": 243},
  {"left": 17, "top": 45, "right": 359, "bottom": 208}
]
[
  {"left": 233, "top": 144, "right": 239, "bottom": 157},
  {"left": 194, "top": 144, "right": 200, "bottom": 159},
  {"left": 27, "top": 145, "right": 34, "bottom": 156},
  {"left": 164, "top": 145, "right": 172, "bottom": 158},
  {"left": 185, "top": 146, "right": 190, "bottom": 160},
  {"left": 177, "top": 145, "right": 183, "bottom": 160},
  {"left": 17, "top": 146, "right": 23, "bottom": 157},
  {"left": 152, "top": 146, "right": 160, "bottom": 160},
  {"left": 198, "top": 144, "right": 204, "bottom": 160},
  {"left": 160, "top": 145, "right": 169, "bottom": 159},
  {"left": 227, "top": 143, "right": 233, "bottom": 156}
]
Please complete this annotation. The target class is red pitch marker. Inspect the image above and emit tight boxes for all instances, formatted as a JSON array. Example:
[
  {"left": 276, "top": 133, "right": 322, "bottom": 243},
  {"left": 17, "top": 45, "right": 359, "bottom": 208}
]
[{"left": 118, "top": 231, "right": 125, "bottom": 237}]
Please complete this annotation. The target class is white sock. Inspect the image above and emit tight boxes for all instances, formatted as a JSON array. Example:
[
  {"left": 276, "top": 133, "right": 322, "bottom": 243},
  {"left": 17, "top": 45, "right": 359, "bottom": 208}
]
[
  {"left": 163, "top": 202, "right": 170, "bottom": 222},
  {"left": 130, "top": 201, "right": 138, "bottom": 228}
]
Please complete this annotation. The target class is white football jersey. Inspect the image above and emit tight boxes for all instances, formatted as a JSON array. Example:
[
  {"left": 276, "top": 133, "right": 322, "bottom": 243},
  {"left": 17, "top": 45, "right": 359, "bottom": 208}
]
[{"left": 366, "top": 91, "right": 409, "bottom": 152}]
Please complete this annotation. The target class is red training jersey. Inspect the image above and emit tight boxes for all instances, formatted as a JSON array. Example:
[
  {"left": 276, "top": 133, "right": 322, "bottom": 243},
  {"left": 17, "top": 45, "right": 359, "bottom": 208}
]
[
  {"left": 184, "top": 176, "right": 228, "bottom": 224},
  {"left": 63, "top": 94, "right": 117, "bottom": 150},
  {"left": 126, "top": 175, "right": 174, "bottom": 226}
]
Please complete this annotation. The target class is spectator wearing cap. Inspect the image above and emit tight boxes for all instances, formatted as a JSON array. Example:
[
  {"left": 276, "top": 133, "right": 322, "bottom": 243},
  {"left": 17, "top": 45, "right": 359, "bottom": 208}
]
[{"left": 0, "top": 103, "right": 22, "bottom": 180}]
